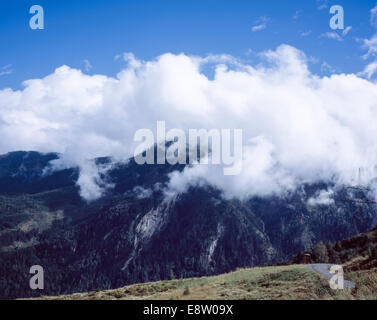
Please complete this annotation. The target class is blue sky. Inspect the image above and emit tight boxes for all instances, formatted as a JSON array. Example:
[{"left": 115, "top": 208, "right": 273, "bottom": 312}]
[{"left": 1, "top": 0, "right": 377, "bottom": 88}]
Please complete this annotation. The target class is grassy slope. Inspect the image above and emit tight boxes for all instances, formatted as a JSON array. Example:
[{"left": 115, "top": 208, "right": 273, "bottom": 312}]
[{"left": 32, "top": 264, "right": 377, "bottom": 300}]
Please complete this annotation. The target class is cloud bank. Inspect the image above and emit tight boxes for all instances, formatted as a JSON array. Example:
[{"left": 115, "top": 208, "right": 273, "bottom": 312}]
[{"left": 1, "top": 45, "right": 377, "bottom": 201}]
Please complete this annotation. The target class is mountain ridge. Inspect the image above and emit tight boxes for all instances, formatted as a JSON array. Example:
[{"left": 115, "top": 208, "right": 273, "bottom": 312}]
[{"left": 0, "top": 151, "right": 376, "bottom": 299}]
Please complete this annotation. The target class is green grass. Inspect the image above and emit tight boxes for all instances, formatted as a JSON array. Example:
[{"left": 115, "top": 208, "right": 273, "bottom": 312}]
[
  {"left": 25, "top": 265, "right": 345, "bottom": 300},
  {"left": 31, "top": 265, "right": 377, "bottom": 300}
]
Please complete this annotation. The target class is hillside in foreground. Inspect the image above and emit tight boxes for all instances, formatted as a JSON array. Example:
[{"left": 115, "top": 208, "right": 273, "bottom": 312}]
[
  {"left": 34, "top": 226, "right": 377, "bottom": 300},
  {"left": 32, "top": 264, "right": 377, "bottom": 300}
]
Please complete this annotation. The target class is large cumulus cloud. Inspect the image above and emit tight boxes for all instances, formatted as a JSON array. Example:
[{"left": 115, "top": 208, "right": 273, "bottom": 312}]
[{"left": 1, "top": 45, "right": 377, "bottom": 201}]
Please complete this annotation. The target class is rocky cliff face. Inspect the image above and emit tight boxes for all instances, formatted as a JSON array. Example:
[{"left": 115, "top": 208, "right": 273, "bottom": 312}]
[{"left": 0, "top": 151, "right": 376, "bottom": 299}]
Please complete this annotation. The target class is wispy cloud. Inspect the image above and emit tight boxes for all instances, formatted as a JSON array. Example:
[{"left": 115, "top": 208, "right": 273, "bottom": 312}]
[
  {"left": 293, "top": 10, "right": 300, "bottom": 20},
  {"left": 361, "top": 34, "right": 377, "bottom": 59},
  {"left": 83, "top": 59, "right": 92, "bottom": 72},
  {"left": 316, "top": 0, "right": 328, "bottom": 10},
  {"left": 319, "top": 26, "right": 352, "bottom": 42},
  {"left": 342, "top": 26, "right": 352, "bottom": 36},
  {"left": 371, "top": 3, "right": 377, "bottom": 28},
  {"left": 300, "top": 30, "right": 312, "bottom": 37},
  {"left": 360, "top": 5, "right": 377, "bottom": 59},
  {"left": 252, "top": 24, "right": 266, "bottom": 32},
  {"left": 251, "top": 16, "right": 269, "bottom": 32},
  {"left": 320, "top": 32, "right": 343, "bottom": 41},
  {"left": 0, "top": 64, "right": 12, "bottom": 76},
  {"left": 307, "top": 189, "right": 334, "bottom": 206},
  {"left": 321, "top": 61, "right": 336, "bottom": 74},
  {"left": 0, "top": 71, "right": 12, "bottom": 76},
  {"left": 358, "top": 60, "right": 377, "bottom": 79}
]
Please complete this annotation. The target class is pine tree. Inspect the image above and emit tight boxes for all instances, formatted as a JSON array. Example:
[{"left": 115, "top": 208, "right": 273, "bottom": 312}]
[{"left": 312, "top": 242, "right": 329, "bottom": 263}]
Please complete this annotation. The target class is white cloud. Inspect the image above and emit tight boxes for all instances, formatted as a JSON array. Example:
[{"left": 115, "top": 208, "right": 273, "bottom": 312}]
[
  {"left": 0, "top": 64, "right": 12, "bottom": 76},
  {"left": 2, "top": 45, "right": 377, "bottom": 201},
  {"left": 319, "top": 25, "right": 351, "bottom": 42},
  {"left": 300, "top": 30, "right": 312, "bottom": 37},
  {"left": 251, "top": 16, "right": 269, "bottom": 32},
  {"left": 132, "top": 186, "right": 153, "bottom": 199},
  {"left": 358, "top": 60, "right": 377, "bottom": 79},
  {"left": 319, "top": 27, "right": 351, "bottom": 42},
  {"left": 317, "top": 0, "right": 328, "bottom": 10},
  {"left": 308, "top": 189, "right": 335, "bottom": 206},
  {"left": 371, "top": 4, "right": 377, "bottom": 28},
  {"left": 293, "top": 10, "right": 300, "bottom": 20},
  {"left": 361, "top": 34, "right": 377, "bottom": 59},
  {"left": 320, "top": 32, "right": 343, "bottom": 42},
  {"left": 0, "top": 71, "right": 12, "bottom": 76},
  {"left": 360, "top": 5, "right": 377, "bottom": 59},
  {"left": 83, "top": 59, "right": 92, "bottom": 72},
  {"left": 321, "top": 61, "right": 336, "bottom": 74},
  {"left": 251, "top": 24, "right": 266, "bottom": 32},
  {"left": 342, "top": 26, "right": 352, "bottom": 36}
]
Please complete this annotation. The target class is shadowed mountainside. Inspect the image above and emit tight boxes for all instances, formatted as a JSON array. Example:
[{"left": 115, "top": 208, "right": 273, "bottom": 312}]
[{"left": 0, "top": 151, "right": 376, "bottom": 299}]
